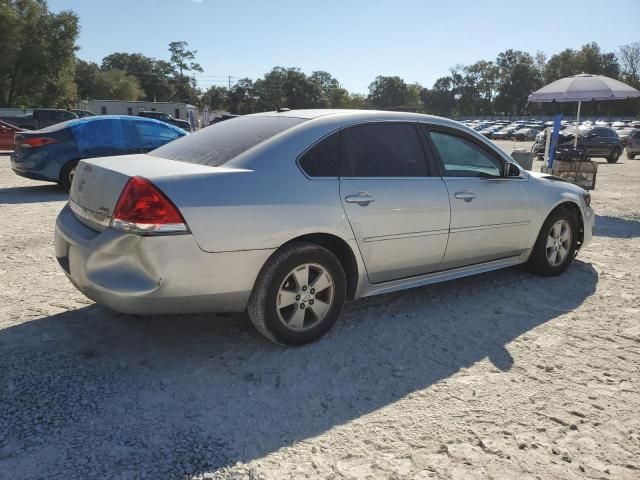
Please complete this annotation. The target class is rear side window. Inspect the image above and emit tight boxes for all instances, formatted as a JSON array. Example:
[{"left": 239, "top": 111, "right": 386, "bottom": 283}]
[
  {"left": 150, "top": 116, "right": 306, "bottom": 166},
  {"left": 135, "top": 121, "right": 183, "bottom": 149},
  {"left": 341, "top": 123, "right": 427, "bottom": 177},
  {"left": 298, "top": 132, "right": 340, "bottom": 177}
]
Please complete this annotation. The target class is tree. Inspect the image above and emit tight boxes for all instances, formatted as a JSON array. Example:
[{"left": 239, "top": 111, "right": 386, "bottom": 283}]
[
  {"left": 309, "top": 71, "right": 349, "bottom": 108},
  {"left": 0, "top": 0, "right": 79, "bottom": 107},
  {"left": 367, "top": 76, "right": 410, "bottom": 110},
  {"left": 619, "top": 42, "right": 640, "bottom": 83},
  {"left": 421, "top": 77, "right": 455, "bottom": 116},
  {"left": 228, "top": 78, "right": 255, "bottom": 114},
  {"left": 617, "top": 42, "right": 640, "bottom": 116},
  {"left": 101, "top": 52, "right": 173, "bottom": 101},
  {"left": 493, "top": 49, "right": 541, "bottom": 115},
  {"left": 201, "top": 85, "right": 229, "bottom": 111},
  {"left": 168, "top": 41, "right": 202, "bottom": 103},
  {"left": 92, "top": 70, "right": 143, "bottom": 100},
  {"left": 75, "top": 58, "right": 100, "bottom": 100}
]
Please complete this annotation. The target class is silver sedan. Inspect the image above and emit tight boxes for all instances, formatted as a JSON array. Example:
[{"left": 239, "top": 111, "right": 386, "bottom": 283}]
[{"left": 54, "top": 110, "right": 594, "bottom": 345}]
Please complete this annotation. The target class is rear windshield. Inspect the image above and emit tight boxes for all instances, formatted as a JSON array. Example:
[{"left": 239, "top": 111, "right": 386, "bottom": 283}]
[{"left": 149, "top": 116, "right": 306, "bottom": 166}]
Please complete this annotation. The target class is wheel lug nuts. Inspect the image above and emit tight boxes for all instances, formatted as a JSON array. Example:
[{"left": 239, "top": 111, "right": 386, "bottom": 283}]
[
  {"left": 310, "top": 289, "right": 315, "bottom": 294},
  {"left": 302, "top": 286, "right": 307, "bottom": 291},
  {"left": 300, "top": 303, "right": 305, "bottom": 309},
  {"left": 295, "top": 295, "right": 300, "bottom": 301},
  {"left": 309, "top": 299, "right": 314, "bottom": 305}
]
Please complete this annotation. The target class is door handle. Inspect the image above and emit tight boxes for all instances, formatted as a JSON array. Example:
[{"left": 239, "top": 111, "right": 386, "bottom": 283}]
[
  {"left": 454, "top": 190, "right": 476, "bottom": 202},
  {"left": 345, "top": 192, "right": 375, "bottom": 206}
]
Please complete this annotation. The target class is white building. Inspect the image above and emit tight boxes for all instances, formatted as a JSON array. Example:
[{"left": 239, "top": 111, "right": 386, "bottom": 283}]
[{"left": 78, "top": 100, "right": 198, "bottom": 121}]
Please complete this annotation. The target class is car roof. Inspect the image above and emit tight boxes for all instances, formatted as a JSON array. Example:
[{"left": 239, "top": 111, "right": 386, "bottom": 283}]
[{"left": 247, "top": 109, "right": 467, "bottom": 130}]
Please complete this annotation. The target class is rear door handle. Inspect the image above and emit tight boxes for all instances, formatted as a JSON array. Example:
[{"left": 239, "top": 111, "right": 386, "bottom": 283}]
[
  {"left": 345, "top": 192, "right": 374, "bottom": 206},
  {"left": 454, "top": 190, "right": 476, "bottom": 202}
]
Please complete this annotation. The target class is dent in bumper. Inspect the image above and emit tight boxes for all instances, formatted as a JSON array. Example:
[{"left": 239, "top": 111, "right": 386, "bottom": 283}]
[{"left": 55, "top": 204, "right": 273, "bottom": 314}]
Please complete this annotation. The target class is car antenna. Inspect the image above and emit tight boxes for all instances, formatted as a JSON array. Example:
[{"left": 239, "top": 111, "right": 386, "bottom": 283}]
[{"left": 275, "top": 104, "right": 290, "bottom": 113}]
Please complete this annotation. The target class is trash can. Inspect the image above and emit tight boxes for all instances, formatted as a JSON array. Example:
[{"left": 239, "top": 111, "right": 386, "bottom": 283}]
[{"left": 510, "top": 149, "right": 534, "bottom": 171}]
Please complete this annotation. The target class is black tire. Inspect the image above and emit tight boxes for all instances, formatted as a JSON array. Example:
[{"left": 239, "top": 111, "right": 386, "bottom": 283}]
[
  {"left": 60, "top": 160, "right": 79, "bottom": 192},
  {"left": 526, "top": 207, "right": 578, "bottom": 277},
  {"left": 607, "top": 148, "right": 621, "bottom": 164},
  {"left": 627, "top": 152, "right": 635, "bottom": 160},
  {"left": 247, "top": 242, "right": 347, "bottom": 346}
]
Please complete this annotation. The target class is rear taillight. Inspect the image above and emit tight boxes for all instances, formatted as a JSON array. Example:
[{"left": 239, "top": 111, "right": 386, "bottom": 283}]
[
  {"left": 19, "top": 137, "right": 57, "bottom": 148},
  {"left": 111, "top": 176, "right": 188, "bottom": 235}
]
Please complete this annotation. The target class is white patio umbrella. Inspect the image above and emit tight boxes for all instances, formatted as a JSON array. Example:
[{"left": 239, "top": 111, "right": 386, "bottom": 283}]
[{"left": 528, "top": 74, "right": 640, "bottom": 147}]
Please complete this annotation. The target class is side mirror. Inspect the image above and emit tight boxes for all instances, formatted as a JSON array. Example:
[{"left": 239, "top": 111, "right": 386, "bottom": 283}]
[{"left": 504, "top": 162, "right": 521, "bottom": 177}]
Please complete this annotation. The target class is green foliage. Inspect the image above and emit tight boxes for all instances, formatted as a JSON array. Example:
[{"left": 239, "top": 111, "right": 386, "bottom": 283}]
[
  {"left": 201, "top": 85, "right": 229, "bottom": 111},
  {"left": 75, "top": 59, "right": 143, "bottom": 100},
  {"left": 92, "top": 70, "right": 144, "bottom": 101},
  {"left": 367, "top": 76, "right": 410, "bottom": 109},
  {"left": 101, "top": 52, "right": 173, "bottom": 101},
  {"left": 0, "top": 0, "right": 79, "bottom": 107}
]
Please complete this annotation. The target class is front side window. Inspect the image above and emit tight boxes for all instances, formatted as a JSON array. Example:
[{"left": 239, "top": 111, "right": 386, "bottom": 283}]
[
  {"left": 341, "top": 123, "right": 427, "bottom": 177},
  {"left": 428, "top": 130, "right": 502, "bottom": 178},
  {"left": 298, "top": 132, "right": 340, "bottom": 177}
]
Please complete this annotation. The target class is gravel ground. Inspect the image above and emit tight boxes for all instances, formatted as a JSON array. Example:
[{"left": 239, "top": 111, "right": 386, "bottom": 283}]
[{"left": 0, "top": 141, "right": 639, "bottom": 480}]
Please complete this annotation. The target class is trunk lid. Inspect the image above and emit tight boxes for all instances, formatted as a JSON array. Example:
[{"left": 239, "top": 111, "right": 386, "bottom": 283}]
[{"left": 69, "top": 154, "right": 247, "bottom": 231}]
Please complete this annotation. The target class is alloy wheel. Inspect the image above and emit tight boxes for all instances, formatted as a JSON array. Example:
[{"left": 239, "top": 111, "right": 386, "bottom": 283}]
[
  {"left": 546, "top": 219, "right": 572, "bottom": 266},
  {"left": 276, "top": 263, "right": 334, "bottom": 331}
]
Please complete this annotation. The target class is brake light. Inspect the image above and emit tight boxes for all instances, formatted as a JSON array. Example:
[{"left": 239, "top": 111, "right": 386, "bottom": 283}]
[
  {"left": 19, "top": 137, "right": 57, "bottom": 148},
  {"left": 111, "top": 176, "right": 188, "bottom": 235}
]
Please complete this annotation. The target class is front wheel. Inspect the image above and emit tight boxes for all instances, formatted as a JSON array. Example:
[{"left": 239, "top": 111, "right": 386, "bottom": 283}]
[
  {"left": 247, "top": 242, "right": 347, "bottom": 346},
  {"left": 526, "top": 208, "right": 578, "bottom": 276},
  {"left": 607, "top": 148, "right": 621, "bottom": 163}
]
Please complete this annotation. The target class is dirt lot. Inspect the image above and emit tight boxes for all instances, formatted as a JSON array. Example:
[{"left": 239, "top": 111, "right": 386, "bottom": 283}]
[{"left": 1, "top": 142, "right": 639, "bottom": 480}]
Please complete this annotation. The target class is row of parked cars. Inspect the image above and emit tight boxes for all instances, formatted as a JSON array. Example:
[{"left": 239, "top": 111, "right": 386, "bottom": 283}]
[
  {"left": 462, "top": 118, "right": 640, "bottom": 144},
  {"left": 461, "top": 120, "right": 546, "bottom": 141}
]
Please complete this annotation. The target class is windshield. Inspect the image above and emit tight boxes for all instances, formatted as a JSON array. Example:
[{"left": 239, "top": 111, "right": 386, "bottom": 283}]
[{"left": 150, "top": 116, "right": 306, "bottom": 166}]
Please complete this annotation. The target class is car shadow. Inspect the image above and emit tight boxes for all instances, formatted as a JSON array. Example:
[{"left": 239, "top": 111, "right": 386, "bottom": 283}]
[
  {"left": 594, "top": 214, "right": 640, "bottom": 238},
  {"left": 0, "top": 261, "right": 598, "bottom": 478},
  {"left": 0, "top": 184, "right": 66, "bottom": 204}
]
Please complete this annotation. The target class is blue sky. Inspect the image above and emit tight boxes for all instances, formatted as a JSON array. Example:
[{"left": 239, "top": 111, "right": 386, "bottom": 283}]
[{"left": 50, "top": 0, "right": 640, "bottom": 94}]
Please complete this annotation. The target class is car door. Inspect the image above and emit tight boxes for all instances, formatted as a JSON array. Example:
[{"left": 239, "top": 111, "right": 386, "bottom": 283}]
[
  {"left": 339, "top": 122, "right": 450, "bottom": 284},
  {"left": 423, "top": 125, "right": 533, "bottom": 269}
]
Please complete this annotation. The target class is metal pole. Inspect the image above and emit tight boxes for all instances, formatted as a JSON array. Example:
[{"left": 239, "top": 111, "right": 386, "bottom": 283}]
[{"left": 574, "top": 101, "right": 581, "bottom": 148}]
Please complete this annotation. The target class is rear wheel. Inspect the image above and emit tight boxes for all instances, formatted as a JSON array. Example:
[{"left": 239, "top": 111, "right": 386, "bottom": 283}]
[
  {"left": 247, "top": 242, "right": 346, "bottom": 346},
  {"left": 607, "top": 148, "right": 621, "bottom": 163},
  {"left": 60, "top": 160, "right": 79, "bottom": 192},
  {"left": 526, "top": 208, "right": 577, "bottom": 276},
  {"left": 627, "top": 152, "right": 635, "bottom": 160}
]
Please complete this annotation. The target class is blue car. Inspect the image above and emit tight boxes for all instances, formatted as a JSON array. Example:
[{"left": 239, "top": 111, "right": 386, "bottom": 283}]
[{"left": 10, "top": 115, "right": 187, "bottom": 190}]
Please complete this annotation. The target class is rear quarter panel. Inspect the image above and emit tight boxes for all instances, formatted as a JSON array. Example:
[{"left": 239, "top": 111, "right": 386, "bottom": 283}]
[{"left": 152, "top": 120, "right": 356, "bottom": 253}]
